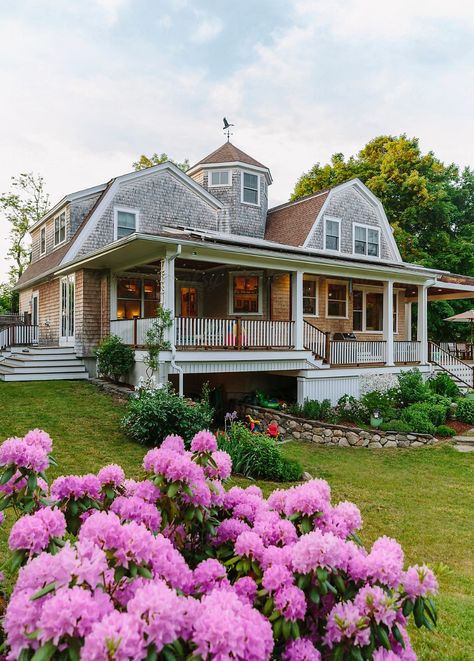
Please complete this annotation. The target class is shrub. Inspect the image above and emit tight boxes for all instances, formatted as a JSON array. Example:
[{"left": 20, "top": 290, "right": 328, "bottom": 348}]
[
  {"left": 95, "top": 334, "right": 135, "bottom": 382},
  {"left": 336, "top": 394, "right": 367, "bottom": 424},
  {"left": 404, "top": 402, "right": 448, "bottom": 427},
  {"left": 0, "top": 429, "right": 440, "bottom": 660},
  {"left": 217, "top": 423, "right": 302, "bottom": 481},
  {"left": 428, "top": 372, "right": 460, "bottom": 400},
  {"left": 401, "top": 407, "right": 436, "bottom": 435},
  {"left": 456, "top": 397, "right": 474, "bottom": 424},
  {"left": 121, "top": 383, "right": 214, "bottom": 446},
  {"left": 435, "top": 425, "right": 456, "bottom": 437},
  {"left": 360, "top": 388, "right": 398, "bottom": 422},
  {"left": 287, "top": 399, "right": 337, "bottom": 424},
  {"left": 379, "top": 420, "right": 412, "bottom": 433},
  {"left": 397, "top": 368, "right": 430, "bottom": 405},
  {"left": 302, "top": 399, "right": 321, "bottom": 420}
]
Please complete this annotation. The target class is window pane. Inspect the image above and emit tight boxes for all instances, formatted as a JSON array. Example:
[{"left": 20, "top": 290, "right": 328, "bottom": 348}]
[
  {"left": 327, "top": 283, "right": 347, "bottom": 317},
  {"left": 244, "top": 173, "right": 258, "bottom": 189},
  {"left": 243, "top": 173, "right": 258, "bottom": 204},
  {"left": 353, "top": 290, "right": 363, "bottom": 331},
  {"left": 117, "top": 278, "right": 141, "bottom": 299},
  {"left": 328, "top": 301, "right": 346, "bottom": 317},
  {"left": 211, "top": 171, "right": 229, "bottom": 185},
  {"left": 325, "top": 220, "right": 339, "bottom": 250},
  {"left": 233, "top": 275, "right": 259, "bottom": 313},
  {"left": 355, "top": 225, "right": 366, "bottom": 241},
  {"left": 354, "top": 240, "right": 366, "bottom": 255},
  {"left": 303, "top": 277, "right": 317, "bottom": 315},
  {"left": 366, "top": 292, "right": 383, "bottom": 331},
  {"left": 117, "top": 211, "right": 136, "bottom": 238},
  {"left": 116, "top": 300, "right": 141, "bottom": 319},
  {"left": 326, "top": 235, "right": 339, "bottom": 251}
]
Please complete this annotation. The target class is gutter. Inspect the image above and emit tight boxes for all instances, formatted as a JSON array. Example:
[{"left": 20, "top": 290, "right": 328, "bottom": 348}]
[{"left": 167, "top": 245, "right": 184, "bottom": 396}]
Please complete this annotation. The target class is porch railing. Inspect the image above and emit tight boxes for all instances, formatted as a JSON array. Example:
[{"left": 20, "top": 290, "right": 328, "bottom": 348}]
[
  {"left": 330, "top": 340, "right": 387, "bottom": 365},
  {"left": 393, "top": 341, "right": 421, "bottom": 364},
  {"left": 175, "top": 317, "right": 237, "bottom": 348},
  {"left": 429, "top": 342, "right": 474, "bottom": 388},
  {"left": 0, "top": 325, "right": 38, "bottom": 350},
  {"left": 240, "top": 319, "right": 294, "bottom": 348},
  {"left": 303, "top": 321, "right": 328, "bottom": 360},
  {"left": 110, "top": 318, "right": 156, "bottom": 348}
]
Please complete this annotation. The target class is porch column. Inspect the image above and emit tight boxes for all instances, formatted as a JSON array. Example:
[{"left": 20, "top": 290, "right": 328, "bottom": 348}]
[
  {"left": 383, "top": 280, "right": 394, "bottom": 366},
  {"left": 161, "top": 254, "right": 176, "bottom": 345},
  {"left": 405, "top": 302, "right": 412, "bottom": 341},
  {"left": 291, "top": 270, "right": 304, "bottom": 350},
  {"left": 417, "top": 284, "right": 429, "bottom": 364}
]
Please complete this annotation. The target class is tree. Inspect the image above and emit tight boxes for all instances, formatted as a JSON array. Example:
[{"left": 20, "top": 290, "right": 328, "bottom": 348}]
[
  {"left": 0, "top": 173, "right": 50, "bottom": 281},
  {"left": 292, "top": 135, "right": 474, "bottom": 340},
  {"left": 133, "top": 153, "right": 189, "bottom": 172}
]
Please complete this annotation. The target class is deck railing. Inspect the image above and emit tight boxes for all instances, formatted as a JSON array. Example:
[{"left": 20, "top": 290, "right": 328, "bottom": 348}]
[
  {"left": 110, "top": 318, "right": 156, "bottom": 348},
  {"left": 329, "top": 340, "right": 387, "bottom": 365},
  {"left": 0, "top": 325, "right": 38, "bottom": 350},
  {"left": 175, "top": 317, "right": 238, "bottom": 348},
  {"left": 303, "top": 321, "right": 328, "bottom": 360},
  {"left": 429, "top": 342, "right": 474, "bottom": 388},
  {"left": 394, "top": 341, "right": 421, "bottom": 364},
  {"left": 240, "top": 319, "right": 294, "bottom": 348}
]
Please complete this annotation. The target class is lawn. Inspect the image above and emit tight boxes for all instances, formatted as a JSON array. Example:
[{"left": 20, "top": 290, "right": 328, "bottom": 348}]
[{"left": 0, "top": 381, "right": 473, "bottom": 660}]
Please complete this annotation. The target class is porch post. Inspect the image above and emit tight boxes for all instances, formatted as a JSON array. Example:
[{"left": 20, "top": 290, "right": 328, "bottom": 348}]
[
  {"left": 161, "top": 254, "right": 176, "bottom": 345},
  {"left": 383, "top": 280, "right": 394, "bottom": 366},
  {"left": 405, "top": 303, "right": 412, "bottom": 341},
  {"left": 291, "top": 270, "right": 304, "bottom": 350},
  {"left": 417, "top": 284, "right": 429, "bottom": 364}
]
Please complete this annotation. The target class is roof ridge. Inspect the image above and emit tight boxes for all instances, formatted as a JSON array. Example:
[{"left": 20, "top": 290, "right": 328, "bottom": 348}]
[{"left": 268, "top": 188, "right": 330, "bottom": 214}]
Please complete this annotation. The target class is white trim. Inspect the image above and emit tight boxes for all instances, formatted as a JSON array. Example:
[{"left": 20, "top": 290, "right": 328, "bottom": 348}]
[
  {"left": 31, "top": 291, "right": 39, "bottom": 328},
  {"left": 353, "top": 222, "right": 381, "bottom": 258},
  {"left": 302, "top": 274, "right": 319, "bottom": 317},
  {"left": 175, "top": 281, "right": 204, "bottom": 317},
  {"left": 40, "top": 227, "right": 46, "bottom": 256},
  {"left": 29, "top": 184, "right": 107, "bottom": 233},
  {"left": 228, "top": 270, "right": 263, "bottom": 316},
  {"left": 111, "top": 271, "right": 161, "bottom": 320},
  {"left": 241, "top": 171, "right": 261, "bottom": 207},
  {"left": 54, "top": 211, "right": 67, "bottom": 247},
  {"left": 114, "top": 206, "right": 140, "bottom": 241},
  {"left": 59, "top": 273, "right": 75, "bottom": 346},
  {"left": 188, "top": 160, "right": 272, "bottom": 184},
  {"left": 326, "top": 279, "right": 348, "bottom": 319},
  {"left": 352, "top": 285, "right": 400, "bottom": 335},
  {"left": 323, "top": 215, "right": 341, "bottom": 253},
  {"left": 60, "top": 162, "right": 224, "bottom": 266},
  {"left": 208, "top": 169, "right": 231, "bottom": 187}
]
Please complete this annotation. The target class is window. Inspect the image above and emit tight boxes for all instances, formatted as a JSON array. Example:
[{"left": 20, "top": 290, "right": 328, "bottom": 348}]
[
  {"left": 40, "top": 227, "right": 46, "bottom": 255},
  {"left": 352, "top": 289, "right": 399, "bottom": 333},
  {"left": 327, "top": 281, "right": 347, "bottom": 318},
  {"left": 231, "top": 273, "right": 261, "bottom": 314},
  {"left": 115, "top": 209, "right": 137, "bottom": 239},
  {"left": 354, "top": 224, "right": 380, "bottom": 257},
  {"left": 393, "top": 293, "right": 398, "bottom": 333},
  {"left": 353, "top": 290, "right": 363, "bottom": 331},
  {"left": 54, "top": 212, "right": 66, "bottom": 245},
  {"left": 325, "top": 218, "right": 340, "bottom": 251},
  {"left": 116, "top": 276, "right": 160, "bottom": 319},
  {"left": 242, "top": 172, "right": 259, "bottom": 205},
  {"left": 366, "top": 292, "right": 383, "bottom": 331},
  {"left": 303, "top": 276, "right": 318, "bottom": 316},
  {"left": 209, "top": 170, "right": 230, "bottom": 186}
]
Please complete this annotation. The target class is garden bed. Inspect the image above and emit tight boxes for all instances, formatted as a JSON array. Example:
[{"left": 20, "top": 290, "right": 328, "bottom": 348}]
[{"left": 238, "top": 404, "right": 435, "bottom": 449}]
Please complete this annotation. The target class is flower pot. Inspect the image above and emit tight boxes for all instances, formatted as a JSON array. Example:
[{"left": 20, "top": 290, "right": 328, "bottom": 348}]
[{"left": 370, "top": 416, "right": 383, "bottom": 428}]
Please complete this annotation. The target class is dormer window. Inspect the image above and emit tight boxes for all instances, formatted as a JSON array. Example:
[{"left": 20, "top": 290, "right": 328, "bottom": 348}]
[
  {"left": 115, "top": 207, "right": 138, "bottom": 240},
  {"left": 242, "top": 172, "right": 260, "bottom": 206},
  {"left": 54, "top": 212, "right": 66, "bottom": 246},
  {"left": 209, "top": 170, "right": 230, "bottom": 187},
  {"left": 324, "top": 217, "right": 341, "bottom": 252},
  {"left": 40, "top": 227, "right": 46, "bottom": 255},
  {"left": 354, "top": 224, "right": 380, "bottom": 257}
]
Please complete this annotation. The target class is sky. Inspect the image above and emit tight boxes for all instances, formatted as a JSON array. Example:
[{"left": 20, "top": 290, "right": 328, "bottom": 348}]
[{"left": 1, "top": 0, "right": 474, "bottom": 280}]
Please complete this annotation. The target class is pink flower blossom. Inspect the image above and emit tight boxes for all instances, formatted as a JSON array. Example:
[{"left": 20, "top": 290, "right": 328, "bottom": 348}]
[
  {"left": 124, "top": 478, "right": 161, "bottom": 502},
  {"left": 4, "top": 589, "right": 43, "bottom": 658},
  {"left": 234, "top": 531, "right": 265, "bottom": 561},
  {"left": 214, "top": 518, "right": 251, "bottom": 545},
  {"left": 97, "top": 463, "right": 125, "bottom": 487},
  {"left": 366, "top": 536, "right": 404, "bottom": 588},
  {"left": 161, "top": 434, "right": 186, "bottom": 454},
  {"left": 283, "top": 638, "right": 322, "bottom": 661},
  {"left": 291, "top": 530, "right": 348, "bottom": 574},
  {"left": 13, "top": 544, "right": 78, "bottom": 595},
  {"left": 193, "top": 559, "right": 229, "bottom": 594},
  {"left": 111, "top": 495, "right": 161, "bottom": 532},
  {"left": 51, "top": 474, "right": 101, "bottom": 501},
  {"left": 354, "top": 585, "right": 397, "bottom": 627},
  {"left": 23, "top": 429, "right": 53, "bottom": 454},
  {"left": 191, "top": 430, "right": 218, "bottom": 453},
  {"left": 324, "top": 601, "right": 370, "bottom": 649},
  {"left": 321, "top": 501, "right": 362, "bottom": 539},
  {"left": 205, "top": 450, "right": 232, "bottom": 480},
  {"left": 234, "top": 576, "right": 257, "bottom": 605},
  {"left": 81, "top": 611, "right": 145, "bottom": 660},
  {"left": 284, "top": 480, "right": 331, "bottom": 518},
  {"left": 402, "top": 565, "right": 438, "bottom": 599},
  {"left": 9, "top": 507, "right": 66, "bottom": 555},
  {"left": 0, "top": 436, "right": 49, "bottom": 473},
  {"left": 262, "top": 564, "right": 294, "bottom": 593},
  {"left": 274, "top": 585, "right": 307, "bottom": 621}
]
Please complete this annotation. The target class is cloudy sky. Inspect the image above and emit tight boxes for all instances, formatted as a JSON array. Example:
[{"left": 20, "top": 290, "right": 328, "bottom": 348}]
[{"left": 1, "top": 0, "right": 474, "bottom": 279}]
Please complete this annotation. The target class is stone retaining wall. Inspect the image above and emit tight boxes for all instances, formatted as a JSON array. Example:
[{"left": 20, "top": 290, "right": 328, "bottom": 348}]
[
  {"left": 91, "top": 378, "right": 135, "bottom": 402},
  {"left": 239, "top": 405, "right": 434, "bottom": 449}
]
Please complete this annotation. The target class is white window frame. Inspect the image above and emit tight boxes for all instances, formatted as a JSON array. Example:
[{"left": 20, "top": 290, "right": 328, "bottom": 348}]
[
  {"left": 228, "top": 271, "right": 263, "bottom": 316},
  {"left": 353, "top": 223, "right": 381, "bottom": 258},
  {"left": 40, "top": 227, "right": 46, "bottom": 256},
  {"left": 323, "top": 216, "right": 341, "bottom": 253},
  {"left": 209, "top": 170, "right": 231, "bottom": 187},
  {"left": 352, "top": 286, "right": 400, "bottom": 334},
  {"left": 111, "top": 272, "right": 161, "bottom": 320},
  {"left": 241, "top": 171, "right": 260, "bottom": 207},
  {"left": 54, "top": 212, "right": 66, "bottom": 246},
  {"left": 114, "top": 206, "right": 140, "bottom": 241},
  {"left": 303, "top": 275, "right": 319, "bottom": 317},
  {"left": 326, "top": 279, "right": 348, "bottom": 319}
]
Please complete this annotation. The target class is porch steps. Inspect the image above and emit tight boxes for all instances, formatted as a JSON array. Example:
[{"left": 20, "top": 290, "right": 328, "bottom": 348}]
[{"left": 0, "top": 347, "right": 89, "bottom": 382}]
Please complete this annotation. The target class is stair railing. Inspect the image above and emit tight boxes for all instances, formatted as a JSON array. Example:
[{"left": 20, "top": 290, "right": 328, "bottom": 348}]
[
  {"left": 428, "top": 341, "right": 474, "bottom": 389},
  {"left": 303, "top": 321, "right": 329, "bottom": 362}
]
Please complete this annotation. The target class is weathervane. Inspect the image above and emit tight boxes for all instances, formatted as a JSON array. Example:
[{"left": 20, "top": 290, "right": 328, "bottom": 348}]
[{"left": 223, "top": 117, "right": 234, "bottom": 142}]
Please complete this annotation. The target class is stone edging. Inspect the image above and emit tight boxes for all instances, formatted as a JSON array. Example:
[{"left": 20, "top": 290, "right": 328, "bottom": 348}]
[
  {"left": 91, "top": 378, "right": 135, "bottom": 402},
  {"left": 238, "top": 405, "right": 434, "bottom": 449}
]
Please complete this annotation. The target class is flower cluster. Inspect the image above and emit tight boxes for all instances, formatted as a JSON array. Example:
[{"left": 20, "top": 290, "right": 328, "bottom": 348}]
[{"left": 1, "top": 430, "right": 438, "bottom": 660}]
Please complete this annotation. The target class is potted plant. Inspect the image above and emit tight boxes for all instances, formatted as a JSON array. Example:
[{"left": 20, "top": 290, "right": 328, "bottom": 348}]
[{"left": 370, "top": 408, "right": 383, "bottom": 428}]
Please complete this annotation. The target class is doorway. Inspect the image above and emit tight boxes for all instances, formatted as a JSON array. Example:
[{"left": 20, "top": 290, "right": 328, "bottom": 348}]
[{"left": 60, "top": 275, "right": 75, "bottom": 345}]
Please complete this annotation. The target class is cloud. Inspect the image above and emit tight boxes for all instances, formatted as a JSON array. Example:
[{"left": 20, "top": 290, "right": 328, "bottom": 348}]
[
  {"left": 92, "top": 0, "right": 129, "bottom": 25},
  {"left": 190, "top": 14, "right": 223, "bottom": 43}
]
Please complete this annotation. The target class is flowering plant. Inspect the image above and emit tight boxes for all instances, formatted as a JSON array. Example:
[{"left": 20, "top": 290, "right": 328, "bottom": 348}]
[{"left": 0, "top": 429, "right": 438, "bottom": 660}]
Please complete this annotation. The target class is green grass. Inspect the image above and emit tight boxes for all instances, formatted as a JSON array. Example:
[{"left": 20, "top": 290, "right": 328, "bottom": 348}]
[{"left": 0, "top": 382, "right": 473, "bottom": 660}]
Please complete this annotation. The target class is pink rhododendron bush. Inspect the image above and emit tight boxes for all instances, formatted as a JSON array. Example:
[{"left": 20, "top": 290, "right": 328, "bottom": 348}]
[{"left": 0, "top": 429, "right": 439, "bottom": 660}]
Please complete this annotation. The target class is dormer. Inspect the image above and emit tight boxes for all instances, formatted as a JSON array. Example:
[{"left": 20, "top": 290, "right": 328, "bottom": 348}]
[{"left": 187, "top": 142, "right": 272, "bottom": 239}]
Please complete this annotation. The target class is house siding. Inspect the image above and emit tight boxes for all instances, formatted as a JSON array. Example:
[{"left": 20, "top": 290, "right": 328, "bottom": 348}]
[
  {"left": 75, "top": 269, "right": 109, "bottom": 357},
  {"left": 307, "top": 187, "right": 396, "bottom": 261},
  {"left": 19, "top": 288, "right": 33, "bottom": 315},
  {"left": 37, "top": 279, "right": 60, "bottom": 345},
  {"left": 77, "top": 171, "right": 219, "bottom": 257}
]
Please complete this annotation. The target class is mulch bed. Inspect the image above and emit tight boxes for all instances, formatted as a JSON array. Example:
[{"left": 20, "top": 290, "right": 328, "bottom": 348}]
[{"left": 445, "top": 420, "right": 473, "bottom": 435}]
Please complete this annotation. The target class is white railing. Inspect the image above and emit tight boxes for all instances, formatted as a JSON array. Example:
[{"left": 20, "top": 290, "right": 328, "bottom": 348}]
[
  {"left": 330, "top": 340, "right": 387, "bottom": 365},
  {"left": 303, "top": 321, "right": 327, "bottom": 360},
  {"left": 240, "top": 319, "right": 294, "bottom": 348},
  {"left": 175, "top": 317, "right": 238, "bottom": 348},
  {"left": 394, "top": 341, "right": 421, "bottom": 363},
  {"left": 110, "top": 318, "right": 156, "bottom": 347},
  {"left": 429, "top": 342, "right": 474, "bottom": 387},
  {"left": 0, "top": 325, "right": 38, "bottom": 350}
]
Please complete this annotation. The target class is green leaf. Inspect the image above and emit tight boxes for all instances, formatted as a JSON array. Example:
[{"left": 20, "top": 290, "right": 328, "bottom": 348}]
[
  {"left": 137, "top": 566, "right": 153, "bottom": 579},
  {"left": 331, "top": 644, "right": 345, "bottom": 661},
  {"left": 167, "top": 483, "right": 179, "bottom": 498},
  {"left": 9, "top": 549, "right": 26, "bottom": 573},
  {"left": 282, "top": 619, "right": 292, "bottom": 640},
  {"left": 272, "top": 618, "right": 282, "bottom": 638},
  {"left": 262, "top": 597, "right": 274, "bottom": 616},
  {"left": 402, "top": 599, "right": 414, "bottom": 617},
  {"left": 377, "top": 626, "right": 391, "bottom": 650},
  {"left": 291, "top": 621, "right": 300, "bottom": 639},
  {"left": 0, "top": 494, "right": 12, "bottom": 511},
  {"left": 27, "top": 473, "right": 38, "bottom": 494},
  {"left": 309, "top": 586, "right": 320, "bottom": 604},
  {"left": 31, "top": 582, "right": 56, "bottom": 601},
  {"left": 31, "top": 641, "right": 57, "bottom": 661},
  {"left": 414, "top": 597, "right": 424, "bottom": 628},
  {"left": 334, "top": 574, "right": 346, "bottom": 595},
  {"left": 392, "top": 624, "right": 405, "bottom": 648},
  {"left": 145, "top": 646, "right": 158, "bottom": 661},
  {"left": 0, "top": 465, "right": 16, "bottom": 485}
]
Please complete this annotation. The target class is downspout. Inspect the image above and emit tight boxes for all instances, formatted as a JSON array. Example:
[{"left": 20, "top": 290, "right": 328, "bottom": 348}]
[{"left": 167, "top": 244, "right": 184, "bottom": 396}]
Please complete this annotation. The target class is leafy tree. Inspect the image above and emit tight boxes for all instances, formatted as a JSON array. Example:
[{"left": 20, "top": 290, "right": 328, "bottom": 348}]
[
  {"left": 0, "top": 173, "right": 50, "bottom": 281},
  {"left": 0, "top": 282, "right": 16, "bottom": 313},
  {"left": 133, "top": 152, "right": 189, "bottom": 172}
]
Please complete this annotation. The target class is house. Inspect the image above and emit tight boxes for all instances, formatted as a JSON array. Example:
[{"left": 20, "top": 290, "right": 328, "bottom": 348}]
[{"left": 6, "top": 140, "right": 474, "bottom": 402}]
